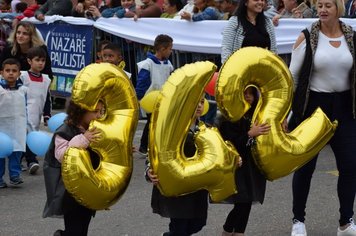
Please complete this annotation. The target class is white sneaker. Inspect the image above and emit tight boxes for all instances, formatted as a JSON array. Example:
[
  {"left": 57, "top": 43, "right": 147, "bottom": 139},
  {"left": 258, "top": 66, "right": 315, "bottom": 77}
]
[
  {"left": 291, "top": 219, "right": 307, "bottom": 236},
  {"left": 337, "top": 218, "right": 356, "bottom": 236}
]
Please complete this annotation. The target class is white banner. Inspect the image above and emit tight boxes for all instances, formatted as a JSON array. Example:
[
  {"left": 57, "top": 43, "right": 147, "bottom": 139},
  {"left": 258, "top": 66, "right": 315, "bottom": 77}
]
[{"left": 26, "top": 16, "right": 356, "bottom": 54}]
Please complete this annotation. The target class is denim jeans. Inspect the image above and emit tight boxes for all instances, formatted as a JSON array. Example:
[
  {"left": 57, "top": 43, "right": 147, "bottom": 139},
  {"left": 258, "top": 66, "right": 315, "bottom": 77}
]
[
  {"left": 0, "top": 151, "right": 22, "bottom": 182},
  {"left": 292, "top": 90, "right": 356, "bottom": 226}
]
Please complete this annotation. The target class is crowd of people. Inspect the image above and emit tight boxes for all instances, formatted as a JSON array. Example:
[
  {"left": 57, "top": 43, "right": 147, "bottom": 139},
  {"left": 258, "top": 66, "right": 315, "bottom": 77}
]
[{"left": 0, "top": 0, "right": 356, "bottom": 235}]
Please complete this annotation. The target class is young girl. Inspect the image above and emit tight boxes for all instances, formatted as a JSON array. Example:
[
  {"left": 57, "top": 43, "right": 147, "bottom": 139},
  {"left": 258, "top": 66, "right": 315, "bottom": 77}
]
[
  {"left": 43, "top": 100, "right": 103, "bottom": 236},
  {"left": 146, "top": 97, "right": 209, "bottom": 236},
  {"left": 216, "top": 87, "right": 270, "bottom": 236}
]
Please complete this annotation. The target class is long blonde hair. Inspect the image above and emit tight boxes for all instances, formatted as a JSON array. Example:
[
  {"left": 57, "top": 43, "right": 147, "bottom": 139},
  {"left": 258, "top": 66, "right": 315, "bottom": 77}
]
[{"left": 7, "top": 21, "right": 44, "bottom": 56}]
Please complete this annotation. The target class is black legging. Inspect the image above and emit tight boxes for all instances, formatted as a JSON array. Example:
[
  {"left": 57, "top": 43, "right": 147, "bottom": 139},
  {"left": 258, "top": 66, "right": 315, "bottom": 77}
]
[{"left": 223, "top": 202, "right": 252, "bottom": 233}]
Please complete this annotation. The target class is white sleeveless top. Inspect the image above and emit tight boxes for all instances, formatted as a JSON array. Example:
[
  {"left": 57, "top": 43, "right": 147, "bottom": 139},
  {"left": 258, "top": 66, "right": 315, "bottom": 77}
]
[{"left": 311, "top": 32, "right": 353, "bottom": 92}]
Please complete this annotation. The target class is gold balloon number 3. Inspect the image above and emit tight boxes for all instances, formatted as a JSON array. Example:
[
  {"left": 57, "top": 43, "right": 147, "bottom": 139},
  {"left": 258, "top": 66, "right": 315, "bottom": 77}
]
[
  {"left": 217, "top": 47, "right": 338, "bottom": 181},
  {"left": 149, "top": 61, "right": 240, "bottom": 202},
  {"left": 62, "top": 63, "right": 139, "bottom": 210}
]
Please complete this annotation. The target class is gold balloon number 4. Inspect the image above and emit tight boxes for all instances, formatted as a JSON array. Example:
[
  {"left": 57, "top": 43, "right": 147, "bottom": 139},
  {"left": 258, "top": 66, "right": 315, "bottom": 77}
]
[
  {"left": 149, "top": 61, "right": 240, "bottom": 202},
  {"left": 217, "top": 47, "right": 338, "bottom": 181},
  {"left": 62, "top": 63, "right": 139, "bottom": 210}
]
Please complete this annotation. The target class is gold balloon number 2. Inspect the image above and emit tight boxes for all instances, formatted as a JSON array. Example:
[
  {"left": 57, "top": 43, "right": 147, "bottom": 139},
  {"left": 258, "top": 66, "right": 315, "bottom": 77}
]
[
  {"left": 149, "top": 61, "right": 240, "bottom": 202},
  {"left": 217, "top": 47, "right": 338, "bottom": 181},
  {"left": 62, "top": 63, "right": 139, "bottom": 210}
]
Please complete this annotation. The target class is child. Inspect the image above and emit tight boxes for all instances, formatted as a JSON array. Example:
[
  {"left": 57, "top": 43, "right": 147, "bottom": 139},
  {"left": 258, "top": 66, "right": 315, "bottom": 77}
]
[
  {"left": 20, "top": 46, "right": 52, "bottom": 174},
  {"left": 101, "top": 42, "right": 132, "bottom": 79},
  {"left": 95, "top": 39, "right": 110, "bottom": 63},
  {"left": 135, "top": 34, "right": 174, "bottom": 156},
  {"left": 146, "top": 96, "right": 208, "bottom": 236},
  {"left": 0, "top": 58, "right": 27, "bottom": 188},
  {"left": 216, "top": 86, "right": 271, "bottom": 236},
  {"left": 43, "top": 100, "right": 103, "bottom": 236}
]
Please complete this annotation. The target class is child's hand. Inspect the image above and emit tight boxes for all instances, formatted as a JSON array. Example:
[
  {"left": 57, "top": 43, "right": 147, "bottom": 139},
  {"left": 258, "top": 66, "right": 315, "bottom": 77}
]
[
  {"left": 84, "top": 126, "right": 101, "bottom": 143},
  {"left": 238, "top": 157, "right": 243, "bottom": 167},
  {"left": 147, "top": 169, "right": 159, "bottom": 185},
  {"left": 282, "top": 118, "right": 289, "bottom": 133},
  {"left": 248, "top": 121, "right": 271, "bottom": 138}
]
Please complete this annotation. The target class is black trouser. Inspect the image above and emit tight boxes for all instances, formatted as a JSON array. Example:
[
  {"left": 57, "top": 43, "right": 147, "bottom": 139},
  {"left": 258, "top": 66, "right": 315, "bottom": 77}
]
[
  {"left": 63, "top": 207, "right": 92, "bottom": 236},
  {"left": 62, "top": 193, "right": 94, "bottom": 236},
  {"left": 165, "top": 217, "right": 206, "bottom": 236},
  {"left": 223, "top": 202, "right": 252, "bottom": 233},
  {"left": 22, "top": 144, "right": 38, "bottom": 166},
  {"left": 139, "top": 113, "right": 151, "bottom": 152},
  {"left": 292, "top": 91, "right": 356, "bottom": 226}
]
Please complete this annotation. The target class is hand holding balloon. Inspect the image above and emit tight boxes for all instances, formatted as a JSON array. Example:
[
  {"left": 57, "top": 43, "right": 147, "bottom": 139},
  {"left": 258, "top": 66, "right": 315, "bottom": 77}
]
[
  {"left": 248, "top": 122, "right": 271, "bottom": 138},
  {"left": 83, "top": 126, "right": 101, "bottom": 143},
  {"left": 147, "top": 169, "right": 159, "bottom": 185}
]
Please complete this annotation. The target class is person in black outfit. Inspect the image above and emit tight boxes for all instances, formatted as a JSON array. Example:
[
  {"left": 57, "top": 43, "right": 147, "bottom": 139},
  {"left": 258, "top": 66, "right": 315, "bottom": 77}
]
[
  {"left": 145, "top": 97, "right": 208, "bottom": 236},
  {"left": 216, "top": 87, "right": 270, "bottom": 236}
]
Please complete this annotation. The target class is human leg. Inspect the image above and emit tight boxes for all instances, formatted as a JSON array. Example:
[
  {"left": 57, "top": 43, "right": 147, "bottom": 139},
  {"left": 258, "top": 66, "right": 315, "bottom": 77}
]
[
  {"left": 139, "top": 113, "right": 151, "bottom": 154},
  {"left": 0, "top": 158, "right": 6, "bottom": 188},
  {"left": 291, "top": 155, "right": 318, "bottom": 223},
  {"left": 8, "top": 151, "right": 23, "bottom": 185},
  {"left": 24, "top": 144, "right": 39, "bottom": 174},
  {"left": 186, "top": 217, "right": 207, "bottom": 235},
  {"left": 167, "top": 218, "right": 190, "bottom": 236},
  {"left": 223, "top": 202, "right": 252, "bottom": 234},
  {"left": 63, "top": 203, "right": 93, "bottom": 236}
]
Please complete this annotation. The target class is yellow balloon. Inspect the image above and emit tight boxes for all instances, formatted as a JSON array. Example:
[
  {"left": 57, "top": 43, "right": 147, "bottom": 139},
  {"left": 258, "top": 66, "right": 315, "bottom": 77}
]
[
  {"left": 217, "top": 47, "right": 338, "bottom": 181},
  {"left": 149, "top": 61, "right": 240, "bottom": 202},
  {"left": 202, "top": 98, "right": 210, "bottom": 116},
  {"left": 140, "top": 90, "right": 160, "bottom": 113},
  {"left": 62, "top": 63, "right": 139, "bottom": 210}
]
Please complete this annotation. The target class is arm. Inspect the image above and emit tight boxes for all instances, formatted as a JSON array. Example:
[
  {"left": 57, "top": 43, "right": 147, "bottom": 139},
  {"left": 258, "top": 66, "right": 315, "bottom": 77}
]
[
  {"left": 289, "top": 33, "right": 306, "bottom": 89},
  {"left": 35, "top": 1, "right": 49, "bottom": 17},
  {"left": 221, "top": 16, "right": 238, "bottom": 64},
  {"left": 135, "top": 69, "right": 151, "bottom": 100},
  {"left": 135, "top": 4, "right": 161, "bottom": 18},
  {"left": 43, "top": 90, "right": 52, "bottom": 126},
  {"left": 191, "top": 7, "right": 220, "bottom": 21},
  {"left": 54, "top": 134, "right": 90, "bottom": 163},
  {"left": 46, "top": 0, "right": 73, "bottom": 16}
]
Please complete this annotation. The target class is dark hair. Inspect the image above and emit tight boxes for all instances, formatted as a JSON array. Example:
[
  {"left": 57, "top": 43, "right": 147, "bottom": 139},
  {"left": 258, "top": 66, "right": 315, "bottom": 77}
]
[
  {"left": 37, "top": 0, "right": 47, "bottom": 5},
  {"left": 109, "top": 0, "right": 121, "bottom": 7},
  {"left": 244, "top": 86, "right": 259, "bottom": 118},
  {"left": 234, "top": 0, "right": 269, "bottom": 40},
  {"left": 2, "top": 58, "right": 21, "bottom": 70},
  {"left": 97, "top": 39, "right": 111, "bottom": 52},
  {"left": 167, "top": 0, "right": 184, "bottom": 11},
  {"left": 103, "top": 42, "right": 122, "bottom": 55},
  {"left": 15, "top": 2, "right": 27, "bottom": 13},
  {"left": 65, "top": 100, "right": 88, "bottom": 127},
  {"left": 27, "top": 46, "right": 47, "bottom": 60},
  {"left": 153, "top": 34, "right": 173, "bottom": 51}
]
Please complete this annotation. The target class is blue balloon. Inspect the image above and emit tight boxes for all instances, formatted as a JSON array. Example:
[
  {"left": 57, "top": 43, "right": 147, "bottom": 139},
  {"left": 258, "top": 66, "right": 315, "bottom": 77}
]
[
  {"left": 26, "top": 131, "right": 52, "bottom": 157},
  {"left": 48, "top": 112, "right": 67, "bottom": 133},
  {"left": 0, "top": 132, "right": 13, "bottom": 158}
]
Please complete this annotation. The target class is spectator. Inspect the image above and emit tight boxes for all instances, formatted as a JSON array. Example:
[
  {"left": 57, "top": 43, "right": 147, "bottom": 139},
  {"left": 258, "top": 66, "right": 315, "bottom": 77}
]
[
  {"left": 345, "top": 0, "right": 356, "bottom": 17},
  {"left": 220, "top": 0, "right": 239, "bottom": 19},
  {"left": 161, "top": 0, "right": 183, "bottom": 18},
  {"left": 272, "top": 0, "right": 313, "bottom": 26},
  {"left": 35, "top": 0, "right": 73, "bottom": 21}
]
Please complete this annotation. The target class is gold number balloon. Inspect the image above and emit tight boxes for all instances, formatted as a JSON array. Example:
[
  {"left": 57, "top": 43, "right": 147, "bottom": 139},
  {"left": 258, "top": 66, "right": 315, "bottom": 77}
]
[
  {"left": 149, "top": 61, "right": 240, "bottom": 202},
  {"left": 61, "top": 63, "right": 139, "bottom": 210},
  {"left": 216, "top": 47, "right": 338, "bottom": 181}
]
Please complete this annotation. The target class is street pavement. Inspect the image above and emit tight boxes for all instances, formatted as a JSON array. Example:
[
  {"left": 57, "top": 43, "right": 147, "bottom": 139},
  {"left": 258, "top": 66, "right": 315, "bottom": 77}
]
[{"left": 0, "top": 115, "right": 351, "bottom": 236}]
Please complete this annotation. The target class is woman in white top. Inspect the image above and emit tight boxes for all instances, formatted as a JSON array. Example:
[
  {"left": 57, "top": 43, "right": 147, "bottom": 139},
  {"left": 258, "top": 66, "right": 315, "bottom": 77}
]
[{"left": 289, "top": 0, "right": 356, "bottom": 235}]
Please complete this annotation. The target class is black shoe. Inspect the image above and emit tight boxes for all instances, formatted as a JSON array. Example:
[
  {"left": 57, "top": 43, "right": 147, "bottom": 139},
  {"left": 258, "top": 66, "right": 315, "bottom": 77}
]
[
  {"left": 29, "top": 162, "right": 40, "bottom": 175},
  {"left": 10, "top": 176, "right": 23, "bottom": 185},
  {"left": 53, "top": 229, "right": 64, "bottom": 236}
]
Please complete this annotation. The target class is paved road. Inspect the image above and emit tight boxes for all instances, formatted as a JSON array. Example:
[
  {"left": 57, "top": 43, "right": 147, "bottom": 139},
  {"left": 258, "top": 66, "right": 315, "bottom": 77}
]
[{"left": 0, "top": 118, "right": 351, "bottom": 236}]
